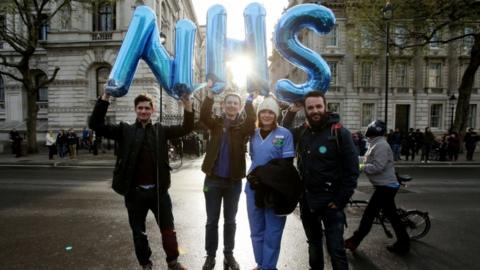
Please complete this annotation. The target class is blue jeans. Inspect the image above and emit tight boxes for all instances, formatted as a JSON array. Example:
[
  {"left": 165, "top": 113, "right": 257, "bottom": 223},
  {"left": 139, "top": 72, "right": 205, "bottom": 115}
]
[
  {"left": 246, "top": 183, "right": 286, "bottom": 270},
  {"left": 392, "top": 144, "right": 401, "bottom": 161},
  {"left": 300, "top": 199, "right": 348, "bottom": 270},
  {"left": 204, "top": 175, "right": 242, "bottom": 256}
]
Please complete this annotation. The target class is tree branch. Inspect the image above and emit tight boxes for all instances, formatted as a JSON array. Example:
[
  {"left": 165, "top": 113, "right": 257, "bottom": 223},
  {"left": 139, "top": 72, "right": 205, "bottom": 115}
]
[
  {"left": 38, "top": 66, "right": 60, "bottom": 88},
  {"left": 0, "top": 70, "right": 23, "bottom": 83},
  {"left": 0, "top": 54, "right": 21, "bottom": 68}
]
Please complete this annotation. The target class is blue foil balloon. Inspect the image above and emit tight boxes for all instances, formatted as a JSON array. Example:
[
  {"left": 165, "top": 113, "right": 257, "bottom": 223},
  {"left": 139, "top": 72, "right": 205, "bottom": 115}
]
[
  {"left": 142, "top": 23, "right": 174, "bottom": 97},
  {"left": 106, "top": 5, "right": 197, "bottom": 100},
  {"left": 106, "top": 6, "right": 156, "bottom": 97},
  {"left": 206, "top": 5, "right": 227, "bottom": 94},
  {"left": 172, "top": 19, "right": 197, "bottom": 98},
  {"left": 244, "top": 3, "right": 269, "bottom": 96},
  {"left": 274, "top": 3, "right": 335, "bottom": 103}
]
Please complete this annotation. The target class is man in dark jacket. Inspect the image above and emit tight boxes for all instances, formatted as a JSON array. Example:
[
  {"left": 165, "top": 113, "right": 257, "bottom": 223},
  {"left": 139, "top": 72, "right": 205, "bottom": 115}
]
[
  {"left": 199, "top": 82, "right": 256, "bottom": 270},
  {"left": 464, "top": 128, "right": 479, "bottom": 161},
  {"left": 89, "top": 92, "right": 193, "bottom": 270},
  {"left": 283, "top": 91, "right": 359, "bottom": 270}
]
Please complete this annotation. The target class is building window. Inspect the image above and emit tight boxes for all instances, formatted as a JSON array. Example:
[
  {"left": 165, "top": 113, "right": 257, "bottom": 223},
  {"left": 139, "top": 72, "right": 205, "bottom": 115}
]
[
  {"left": 360, "top": 62, "right": 373, "bottom": 87},
  {"left": 394, "top": 26, "right": 407, "bottom": 46},
  {"left": 430, "top": 104, "right": 443, "bottom": 128},
  {"left": 94, "top": 2, "right": 115, "bottom": 31},
  {"left": 463, "top": 27, "right": 474, "bottom": 49},
  {"left": 362, "top": 103, "right": 375, "bottom": 127},
  {"left": 328, "top": 102, "right": 340, "bottom": 113},
  {"left": 35, "top": 73, "right": 48, "bottom": 102},
  {"left": 468, "top": 104, "right": 477, "bottom": 129},
  {"left": 96, "top": 66, "right": 110, "bottom": 97},
  {"left": 326, "top": 25, "right": 337, "bottom": 47},
  {"left": 327, "top": 61, "right": 338, "bottom": 86},
  {"left": 0, "top": 76, "right": 4, "bottom": 102},
  {"left": 428, "top": 63, "right": 442, "bottom": 88},
  {"left": 395, "top": 62, "right": 408, "bottom": 87},
  {"left": 38, "top": 14, "right": 49, "bottom": 41},
  {"left": 360, "top": 27, "right": 373, "bottom": 48},
  {"left": 429, "top": 29, "right": 440, "bottom": 48}
]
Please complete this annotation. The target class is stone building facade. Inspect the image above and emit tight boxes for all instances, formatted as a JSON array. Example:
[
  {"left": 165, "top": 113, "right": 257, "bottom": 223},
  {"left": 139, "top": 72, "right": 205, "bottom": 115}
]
[
  {"left": 0, "top": 0, "right": 204, "bottom": 143},
  {"left": 270, "top": 0, "right": 480, "bottom": 134}
]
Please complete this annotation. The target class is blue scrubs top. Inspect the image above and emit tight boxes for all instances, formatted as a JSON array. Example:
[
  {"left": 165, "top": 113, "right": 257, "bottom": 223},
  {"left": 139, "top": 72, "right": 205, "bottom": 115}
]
[{"left": 248, "top": 126, "right": 295, "bottom": 174}]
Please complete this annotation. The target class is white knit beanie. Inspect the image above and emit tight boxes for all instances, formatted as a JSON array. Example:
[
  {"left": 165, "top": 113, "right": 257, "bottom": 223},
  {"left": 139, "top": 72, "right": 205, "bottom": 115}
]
[{"left": 257, "top": 96, "right": 280, "bottom": 117}]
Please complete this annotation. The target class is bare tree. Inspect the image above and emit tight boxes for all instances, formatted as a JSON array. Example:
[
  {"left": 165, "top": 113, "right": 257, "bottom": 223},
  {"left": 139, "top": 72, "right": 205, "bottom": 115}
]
[{"left": 346, "top": 0, "right": 480, "bottom": 135}]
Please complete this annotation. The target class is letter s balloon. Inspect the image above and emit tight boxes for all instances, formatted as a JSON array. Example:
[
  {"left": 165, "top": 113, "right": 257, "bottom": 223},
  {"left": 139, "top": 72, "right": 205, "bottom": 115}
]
[{"left": 274, "top": 4, "right": 335, "bottom": 103}]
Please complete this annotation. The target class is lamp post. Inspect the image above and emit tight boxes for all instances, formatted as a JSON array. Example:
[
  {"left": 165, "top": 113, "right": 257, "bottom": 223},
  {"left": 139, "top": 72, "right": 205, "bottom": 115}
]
[
  {"left": 159, "top": 32, "right": 167, "bottom": 123},
  {"left": 382, "top": 2, "right": 393, "bottom": 128},
  {"left": 449, "top": 94, "right": 456, "bottom": 131}
]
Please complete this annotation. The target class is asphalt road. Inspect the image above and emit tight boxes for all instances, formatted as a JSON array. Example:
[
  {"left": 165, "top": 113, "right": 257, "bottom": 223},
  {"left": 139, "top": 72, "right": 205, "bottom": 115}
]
[{"left": 0, "top": 161, "right": 479, "bottom": 270}]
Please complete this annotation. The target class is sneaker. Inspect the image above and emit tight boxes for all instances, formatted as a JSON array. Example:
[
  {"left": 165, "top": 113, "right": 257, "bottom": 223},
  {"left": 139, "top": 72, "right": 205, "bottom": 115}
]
[
  {"left": 386, "top": 244, "right": 409, "bottom": 255},
  {"left": 344, "top": 237, "right": 359, "bottom": 252},
  {"left": 202, "top": 256, "right": 215, "bottom": 270},
  {"left": 168, "top": 261, "right": 187, "bottom": 270},
  {"left": 224, "top": 254, "right": 240, "bottom": 270},
  {"left": 142, "top": 263, "right": 153, "bottom": 270}
]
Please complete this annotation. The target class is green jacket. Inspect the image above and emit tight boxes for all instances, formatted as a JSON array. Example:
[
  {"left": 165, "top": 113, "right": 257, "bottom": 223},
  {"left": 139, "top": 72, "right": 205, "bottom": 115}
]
[{"left": 200, "top": 96, "right": 256, "bottom": 180}]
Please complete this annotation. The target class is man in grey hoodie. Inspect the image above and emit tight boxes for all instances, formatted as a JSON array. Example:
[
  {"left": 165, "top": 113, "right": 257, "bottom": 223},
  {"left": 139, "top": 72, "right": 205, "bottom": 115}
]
[{"left": 344, "top": 120, "right": 410, "bottom": 255}]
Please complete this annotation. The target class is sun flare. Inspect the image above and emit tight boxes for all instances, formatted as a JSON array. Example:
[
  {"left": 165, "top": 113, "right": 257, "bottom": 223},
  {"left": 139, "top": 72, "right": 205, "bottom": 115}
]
[{"left": 226, "top": 55, "right": 252, "bottom": 88}]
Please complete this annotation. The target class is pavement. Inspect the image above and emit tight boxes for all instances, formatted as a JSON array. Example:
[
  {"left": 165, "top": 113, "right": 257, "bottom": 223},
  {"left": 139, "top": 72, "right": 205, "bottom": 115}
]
[{"left": 1, "top": 146, "right": 479, "bottom": 168}]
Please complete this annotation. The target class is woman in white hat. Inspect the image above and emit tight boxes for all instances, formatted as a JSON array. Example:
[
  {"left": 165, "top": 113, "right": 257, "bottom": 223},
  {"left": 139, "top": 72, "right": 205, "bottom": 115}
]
[{"left": 246, "top": 96, "right": 295, "bottom": 270}]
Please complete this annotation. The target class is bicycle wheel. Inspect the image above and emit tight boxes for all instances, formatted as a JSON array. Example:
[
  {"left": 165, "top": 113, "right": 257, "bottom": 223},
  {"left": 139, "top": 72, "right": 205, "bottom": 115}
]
[{"left": 402, "top": 210, "right": 431, "bottom": 240}]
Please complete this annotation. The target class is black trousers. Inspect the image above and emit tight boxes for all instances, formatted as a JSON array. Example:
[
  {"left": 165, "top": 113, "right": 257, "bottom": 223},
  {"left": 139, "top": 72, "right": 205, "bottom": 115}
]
[
  {"left": 351, "top": 186, "right": 409, "bottom": 248},
  {"left": 124, "top": 187, "right": 179, "bottom": 266}
]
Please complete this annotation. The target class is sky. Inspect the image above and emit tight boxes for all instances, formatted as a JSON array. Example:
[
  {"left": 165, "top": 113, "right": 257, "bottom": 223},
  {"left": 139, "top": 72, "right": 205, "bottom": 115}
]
[
  {"left": 191, "top": 0, "right": 290, "bottom": 86},
  {"left": 192, "top": 0, "right": 289, "bottom": 54}
]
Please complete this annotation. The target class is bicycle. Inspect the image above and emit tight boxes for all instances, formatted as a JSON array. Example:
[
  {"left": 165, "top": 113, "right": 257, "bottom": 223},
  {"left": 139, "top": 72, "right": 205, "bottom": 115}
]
[
  {"left": 348, "top": 174, "right": 431, "bottom": 240},
  {"left": 167, "top": 141, "right": 183, "bottom": 170}
]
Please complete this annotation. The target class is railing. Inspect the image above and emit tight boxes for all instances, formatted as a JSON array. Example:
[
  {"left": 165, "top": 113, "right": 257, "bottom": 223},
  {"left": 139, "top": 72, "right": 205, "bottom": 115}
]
[
  {"left": 356, "top": 86, "right": 378, "bottom": 94},
  {"left": 92, "top": 31, "right": 113, "bottom": 40},
  {"left": 424, "top": 87, "right": 445, "bottom": 95}
]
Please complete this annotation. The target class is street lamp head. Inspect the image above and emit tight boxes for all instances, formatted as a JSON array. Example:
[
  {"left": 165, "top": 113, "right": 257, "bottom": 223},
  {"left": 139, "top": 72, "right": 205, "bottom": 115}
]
[
  {"left": 449, "top": 94, "right": 456, "bottom": 101},
  {"left": 382, "top": 2, "right": 393, "bottom": 20}
]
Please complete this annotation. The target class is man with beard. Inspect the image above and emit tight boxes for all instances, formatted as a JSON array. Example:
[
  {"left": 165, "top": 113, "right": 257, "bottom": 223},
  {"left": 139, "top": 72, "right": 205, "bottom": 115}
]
[{"left": 283, "top": 91, "right": 359, "bottom": 270}]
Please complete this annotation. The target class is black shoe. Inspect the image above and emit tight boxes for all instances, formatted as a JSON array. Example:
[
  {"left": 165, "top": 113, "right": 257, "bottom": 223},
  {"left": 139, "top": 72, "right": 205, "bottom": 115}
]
[
  {"left": 142, "top": 262, "right": 153, "bottom": 270},
  {"left": 202, "top": 256, "right": 215, "bottom": 270},
  {"left": 168, "top": 261, "right": 187, "bottom": 270},
  {"left": 224, "top": 254, "right": 239, "bottom": 270},
  {"left": 386, "top": 244, "right": 409, "bottom": 255}
]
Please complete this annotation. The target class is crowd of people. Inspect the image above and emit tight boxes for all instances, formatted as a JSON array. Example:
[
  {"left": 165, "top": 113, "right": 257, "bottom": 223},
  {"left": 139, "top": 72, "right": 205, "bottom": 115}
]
[
  {"left": 350, "top": 126, "right": 479, "bottom": 163},
  {"left": 43, "top": 127, "right": 103, "bottom": 160}
]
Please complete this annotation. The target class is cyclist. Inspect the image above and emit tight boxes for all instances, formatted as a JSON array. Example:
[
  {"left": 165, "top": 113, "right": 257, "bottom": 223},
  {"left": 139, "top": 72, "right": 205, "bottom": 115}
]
[{"left": 345, "top": 120, "right": 410, "bottom": 255}]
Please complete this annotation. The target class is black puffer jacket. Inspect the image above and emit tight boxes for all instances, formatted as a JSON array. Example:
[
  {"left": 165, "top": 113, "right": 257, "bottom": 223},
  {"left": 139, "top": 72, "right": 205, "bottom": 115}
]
[
  {"left": 89, "top": 99, "right": 194, "bottom": 195},
  {"left": 283, "top": 111, "right": 359, "bottom": 210}
]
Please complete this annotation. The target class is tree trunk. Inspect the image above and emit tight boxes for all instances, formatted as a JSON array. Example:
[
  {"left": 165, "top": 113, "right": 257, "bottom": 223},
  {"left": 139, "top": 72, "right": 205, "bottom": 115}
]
[
  {"left": 453, "top": 34, "right": 480, "bottom": 137},
  {"left": 25, "top": 85, "right": 39, "bottom": 154}
]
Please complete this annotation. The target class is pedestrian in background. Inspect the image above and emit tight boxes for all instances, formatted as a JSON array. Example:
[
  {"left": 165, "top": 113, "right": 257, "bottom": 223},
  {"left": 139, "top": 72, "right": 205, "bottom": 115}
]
[
  {"left": 464, "top": 128, "right": 479, "bottom": 161},
  {"left": 199, "top": 80, "right": 256, "bottom": 270},
  {"left": 9, "top": 128, "right": 22, "bottom": 158},
  {"left": 56, "top": 129, "right": 67, "bottom": 158},
  {"left": 246, "top": 96, "right": 295, "bottom": 270},
  {"left": 345, "top": 120, "right": 410, "bottom": 255},
  {"left": 421, "top": 127, "right": 435, "bottom": 163},
  {"left": 391, "top": 128, "right": 402, "bottom": 161},
  {"left": 447, "top": 132, "right": 460, "bottom": 161},
  {"left": 404, "top": 128, "right": 416, "bottom": 161},
  {"left": 90, "top": 91, "right": 192, "bottom": 270},
  {"left": 45, "top": 130, "right": 56, "bottom": 160},
  {"left": 414, "top": 129, "right": 424, "bottom": 156},
  {"left": 283, "top": 91, "right": 359, "bottom": 270},
  {"left": 67, "top": 128, "right": 78, "bottom": 159}
]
